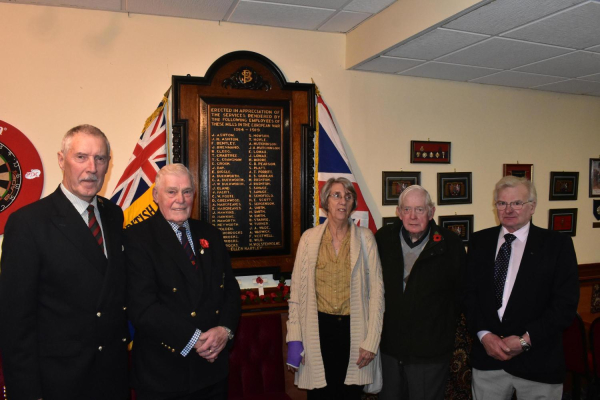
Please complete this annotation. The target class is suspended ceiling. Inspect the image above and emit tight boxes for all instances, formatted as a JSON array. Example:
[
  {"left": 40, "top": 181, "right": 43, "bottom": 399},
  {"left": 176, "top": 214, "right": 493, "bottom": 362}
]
[{"left": 3, "top": 0, "right": 600, "bottom": 97}]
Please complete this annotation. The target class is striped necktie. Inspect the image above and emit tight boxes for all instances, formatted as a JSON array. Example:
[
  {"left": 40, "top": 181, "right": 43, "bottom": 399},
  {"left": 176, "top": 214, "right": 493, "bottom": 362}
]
[
  {"left": 87, "top": 205, "right": 104, "bottom": 248},
  {"left": 178, "top": 227, "right": 197, "bottom": 269}
]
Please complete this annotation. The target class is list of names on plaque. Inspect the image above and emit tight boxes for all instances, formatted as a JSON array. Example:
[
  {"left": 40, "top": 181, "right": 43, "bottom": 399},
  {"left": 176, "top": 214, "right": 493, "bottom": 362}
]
[{"left": 209, "top": 106, "right": 283, "bottom": 252}]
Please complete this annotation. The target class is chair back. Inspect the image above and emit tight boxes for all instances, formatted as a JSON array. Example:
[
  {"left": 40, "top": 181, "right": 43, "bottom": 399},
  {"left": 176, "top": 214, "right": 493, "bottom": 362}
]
[
  {"left": 228, "top": 313, "right": 290, "bottom": 400},
  {"left": 563, "top": 313, "right": 590, "bottom": 376},
  {"left": 590, "top": 316, "right": 600, "bottom": 379}
]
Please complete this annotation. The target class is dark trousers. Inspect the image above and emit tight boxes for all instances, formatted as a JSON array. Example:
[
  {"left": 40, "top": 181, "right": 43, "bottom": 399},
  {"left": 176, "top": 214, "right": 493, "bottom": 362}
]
[
  {"left": 379, "top": 352, "right": 449, "bottom": 400},
  {"left": 307, "top": 312, "right": 364, "bottom": 400},
  {"left": 136, "top": 378, "right": 227, "bottom": 400}
]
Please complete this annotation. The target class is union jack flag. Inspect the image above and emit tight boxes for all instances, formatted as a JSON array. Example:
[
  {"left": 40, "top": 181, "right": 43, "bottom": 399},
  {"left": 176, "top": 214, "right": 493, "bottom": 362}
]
[
  {"left": 316, "top": 89, "right": 377, "bottom": 234},
  {"left": 110, "top": 89, "right": 169, "bottom": 227}
]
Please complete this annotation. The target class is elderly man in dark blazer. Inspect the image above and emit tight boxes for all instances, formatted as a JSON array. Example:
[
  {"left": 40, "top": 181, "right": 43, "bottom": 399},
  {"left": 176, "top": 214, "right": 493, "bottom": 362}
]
[
  {"left": 465, "top": 176, "right": 579, "bottom": 399},
  {"left": 0, "top": 125, "right": 129, "bottom": 400},
  {"left": 125, "top": 163, "right": 240, "bottom": 400},
  {"left": 375, "top": 185, "right": 466, "bottom": 400}
]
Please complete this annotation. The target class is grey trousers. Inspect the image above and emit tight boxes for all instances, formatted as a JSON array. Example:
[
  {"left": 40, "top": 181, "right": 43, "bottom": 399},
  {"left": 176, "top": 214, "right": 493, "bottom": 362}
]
[
  {"left": 472, "top": 368, "right": 562, "bottom": 400},
  {"left": 378, "top": 352, "right": 449, "bottom": 400}
]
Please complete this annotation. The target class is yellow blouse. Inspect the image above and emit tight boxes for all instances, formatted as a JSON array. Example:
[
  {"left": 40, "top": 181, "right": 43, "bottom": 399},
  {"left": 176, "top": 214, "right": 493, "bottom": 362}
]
[{"left": 315, "top": 227, "right": 351, "bottom": 315}]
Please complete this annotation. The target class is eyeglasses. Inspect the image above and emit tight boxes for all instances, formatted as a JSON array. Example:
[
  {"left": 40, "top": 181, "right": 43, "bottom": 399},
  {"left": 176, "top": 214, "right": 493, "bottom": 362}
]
[
  {"left": 495, "top": 200, "right": 533, "bottom": 210},
  {"left": 401, "top": 207, "right": 426, "bottom": 215},
  {"left": 330, "top": 192, "right": 354, "bottom": 201}
]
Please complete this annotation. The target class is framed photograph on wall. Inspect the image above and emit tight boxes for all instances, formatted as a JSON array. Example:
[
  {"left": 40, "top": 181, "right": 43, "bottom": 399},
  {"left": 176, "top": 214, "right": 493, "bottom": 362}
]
[
  {"left": 410, "top": 140, "right": 451, "bottom": 163},
  {"left": 549, "top": 172, "right": 579, "bottom": 201},
  {"left": 382, "top": 171, "right": 421, "bottom": 205},
  {"left": 382, "top": 217, "right": 397, "bottom": 227},
  {"left": 437, "top": 172, "right": 472, "bottom": 205},
  {"left": 590, "top": 158, "right": 600, "bottom": 198},
  {"left": 438, "top": 215, "right": 473, "bottom": 245},
  {"left": 548, "top": 208, "right": 578, "bottom": 236},
  {"left": 503, "top": 163, "right": 534, "bottom": 181}
]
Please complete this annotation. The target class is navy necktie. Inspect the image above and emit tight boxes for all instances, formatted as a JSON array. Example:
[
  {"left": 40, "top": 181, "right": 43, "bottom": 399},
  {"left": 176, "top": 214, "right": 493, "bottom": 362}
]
[
  {"left": 494, "top": 233, "right": 517, "bottom": 310},
  {"left": 178, "top": 227, "right": 197, "bottom": 269}
]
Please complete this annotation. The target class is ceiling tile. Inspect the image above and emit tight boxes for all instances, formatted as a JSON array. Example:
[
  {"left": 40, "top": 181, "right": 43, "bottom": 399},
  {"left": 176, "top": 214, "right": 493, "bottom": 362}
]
[
  {"left": 256, "top": 0, "right": 347, "bottom": 8},
  {"left": 515, "top": 51, "right": 600, "bottom": 78},
  {"left": 443, "top": 0, "right": 586, "bottom": 35},
  {"left": 344, "top": 0, "right": 395, "bottom": 14},
  {"left": 11, "top": 0, "right": 122, "bottom": 11},
  {"left": 385, "top": 28, "right": 488, "bottom": 60},
  {"left": 128, "top": 0, "right": 234, "bottom": 20},
  {"left": 319, "top": 11, "right": 370, "bottom": 32},
  {"left": 229, "top": 1, "right": 334, "bottom": 30},
  {"left": 579, "top": 73, "right": 600, "bottom": 82},
  {"left": 356, "top": 56, "right": 423, "bottom": 73},
  {"left": 399, "top": 62, "right": 500, "bottom": 82},
  {"left": 534, "top": 79, "right": 600, "bottom": 95},
  {"left": 437, "top": 37, "right": 571, "bottom": 70},
  {"left": 502, "top": 2, "right": 600, "bottom": 49},
  {"left": 470, "top": 71, "right": 567, "bottom": 88},
  {"left": 587, "top": 44, "right": 600, "bottom": 53}
]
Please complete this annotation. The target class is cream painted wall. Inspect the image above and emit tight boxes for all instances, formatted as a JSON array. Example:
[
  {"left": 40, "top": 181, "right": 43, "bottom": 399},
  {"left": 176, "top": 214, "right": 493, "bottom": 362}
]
[{"left": 1, "top": 3, "right": 599, "bottom": 263}]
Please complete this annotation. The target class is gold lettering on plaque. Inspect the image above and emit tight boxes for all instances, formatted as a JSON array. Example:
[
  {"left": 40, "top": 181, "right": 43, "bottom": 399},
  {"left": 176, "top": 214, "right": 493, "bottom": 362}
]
[{"left": 242, "top": 70, "right": 253, "bottom": 84}]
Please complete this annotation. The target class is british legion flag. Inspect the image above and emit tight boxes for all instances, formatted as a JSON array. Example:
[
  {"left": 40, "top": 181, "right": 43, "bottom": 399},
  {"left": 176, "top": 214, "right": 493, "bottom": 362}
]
[
  {"left": 110, "top": 89, "right": 169, "bottom": 228},
  {"left": 316, "top": 88, "right": 377, "bottom": 234}
]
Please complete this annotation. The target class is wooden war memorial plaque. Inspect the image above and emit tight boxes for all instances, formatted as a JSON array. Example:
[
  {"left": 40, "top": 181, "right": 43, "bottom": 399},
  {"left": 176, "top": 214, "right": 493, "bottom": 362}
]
[{"left": 172, "top": 51, "right": 315, "bottom": 274}]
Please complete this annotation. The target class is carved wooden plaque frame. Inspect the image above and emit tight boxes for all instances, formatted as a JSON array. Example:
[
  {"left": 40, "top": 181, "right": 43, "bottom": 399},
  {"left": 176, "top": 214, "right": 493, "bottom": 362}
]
[{"left": 172, "top": 51, "right": 315, "bottom": 274}]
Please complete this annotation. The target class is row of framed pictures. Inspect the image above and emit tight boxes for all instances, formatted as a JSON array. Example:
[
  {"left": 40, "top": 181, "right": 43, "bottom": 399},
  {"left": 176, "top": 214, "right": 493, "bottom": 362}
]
[
  {"left": 382, "top": 208, "right": 579, "bottom": 246},
  {"left": 383, "top": 158, "right": 600, "bottom": 206}
]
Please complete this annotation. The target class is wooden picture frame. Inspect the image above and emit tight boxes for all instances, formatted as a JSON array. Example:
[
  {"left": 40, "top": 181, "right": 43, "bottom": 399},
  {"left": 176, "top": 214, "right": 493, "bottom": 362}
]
[
  {"left": 590, "top": 158, "right": 600, "bottom": 198},
  {"left": 549, "top": 171, "right": 579, "bottom": 201},
  {"left": 382, "top": 171, "right": 421, "bottom": 205},
  {"left": 548, "top": 208, "right": 578, "bottom": 236},
  {"left": 438, "top": 215, "right": 473, "bottom": 245},
  {"left": 382, "top": 217, "right": 397, "bottom": 227},
  {"left": 437, "top": 172, "right": 472, "bottom": 205},
  {"left": 503, "top": 163, "right": 534, "bottom": 181},
  {"left": 410, "top": 140, "right": 451, "bottom": 164}
]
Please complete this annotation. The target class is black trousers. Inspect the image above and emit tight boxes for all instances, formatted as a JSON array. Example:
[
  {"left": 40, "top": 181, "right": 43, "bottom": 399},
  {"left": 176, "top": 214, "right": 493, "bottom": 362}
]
[{"left": 307, "top": 312, "right": 364, "bottom": 400}]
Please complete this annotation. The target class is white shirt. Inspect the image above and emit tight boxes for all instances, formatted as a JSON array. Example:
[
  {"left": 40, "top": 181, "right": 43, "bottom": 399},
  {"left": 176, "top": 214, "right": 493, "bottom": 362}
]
[
  {"left": 477, "top": 222, "right": 530, "bottom": 341},
  {"left": 60, "top": 183, "right": 107, "bottom": 257}
]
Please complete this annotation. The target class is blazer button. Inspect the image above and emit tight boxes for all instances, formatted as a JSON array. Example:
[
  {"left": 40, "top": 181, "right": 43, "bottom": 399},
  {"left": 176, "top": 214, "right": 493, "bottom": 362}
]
[
  {"left": 98, "top": 346, "right": 103, "bottom": 351},
  {"left": 171, "top": 349, "right": 175, "bottom": 353},
  {"left": 215, "top": 310, "right": 219, "bottom": 314},
  {"left": 173, "top": 288, "right": 178, "bottom": 293},
  {"left": 220, "top": 284, "right": 224, "bottom": 289},
  {"left": 122, "top": 306, "right": 127, "bottom": 311},
  {"left": 191, "top": 312, "right": 196, "bottom": 317},
  {"left": 96, "top": 312, "right": 102, "bottom": 317}
]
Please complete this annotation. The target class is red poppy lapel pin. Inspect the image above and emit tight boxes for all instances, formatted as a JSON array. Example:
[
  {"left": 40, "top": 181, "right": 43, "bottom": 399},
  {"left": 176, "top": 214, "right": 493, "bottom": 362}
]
[
  {"left": 199, "top": 239, "right": 209, "bottom": 254},
  {"left": 433, "top": 232, "right": 442, "bottom": 242}
]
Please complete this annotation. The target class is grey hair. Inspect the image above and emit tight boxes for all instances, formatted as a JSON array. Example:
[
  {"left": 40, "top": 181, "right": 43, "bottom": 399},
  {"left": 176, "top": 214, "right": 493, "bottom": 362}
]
[
  {"left": 398, "top": 185, "right": 435, "bottom": 218},
  {"left": 61, "top": 124, "right": 110, "bottom": 155},
  {"left": 320, "top": 177, "right": 357, "bottom": 214},
  {"left": 155, "top": 163, "right": 196, "bottom": 191},
  {"left": 494, "top": 176, "right": 537, "bottom": 203}
]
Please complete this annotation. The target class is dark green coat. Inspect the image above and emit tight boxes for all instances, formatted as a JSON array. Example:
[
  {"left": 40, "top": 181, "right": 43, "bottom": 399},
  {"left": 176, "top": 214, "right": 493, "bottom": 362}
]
[{"left": 375, "top": 219, "right": 466, "bottom": 363}]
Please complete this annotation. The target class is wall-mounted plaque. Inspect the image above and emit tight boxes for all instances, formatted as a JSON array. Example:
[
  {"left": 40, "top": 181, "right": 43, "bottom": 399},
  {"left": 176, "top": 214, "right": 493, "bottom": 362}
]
[{"left": 173, "top": 51, "right": 316, "bottom": 273}]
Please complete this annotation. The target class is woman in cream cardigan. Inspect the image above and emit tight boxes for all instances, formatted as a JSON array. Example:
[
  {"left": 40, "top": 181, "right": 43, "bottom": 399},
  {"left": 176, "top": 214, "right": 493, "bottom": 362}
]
[{"left": 286, "top": 177, "right": 385, "bottom": 399}]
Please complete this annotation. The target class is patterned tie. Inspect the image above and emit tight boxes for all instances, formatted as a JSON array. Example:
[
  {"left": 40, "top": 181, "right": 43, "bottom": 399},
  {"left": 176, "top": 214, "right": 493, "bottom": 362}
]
[
  {"left": 178, "top": 227, "right": 197, "bottom": 269},
  {"left": 87, "top": 205, "right": 104, "bottom": 248},
  {"left": 494, "top": 233, "right": 517, "bottom": 310}
]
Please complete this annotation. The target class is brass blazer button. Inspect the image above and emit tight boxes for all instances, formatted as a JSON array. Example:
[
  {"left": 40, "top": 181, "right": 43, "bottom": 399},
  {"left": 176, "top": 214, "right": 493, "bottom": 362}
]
[
  {"left": 215, "top": 310, "right": 219, "bottom": 314},
  {"left": 171, "top": 349, "right": 175, "bottom": 353},
  {"left": 191, "top": 312, "right": 196, "bottom": 317},
  {"left": 98, "top": 346, "right": 103, "bottom": 351},
  {"left": 122, "top": 306, "right": 127, "bottom": 310},
  {"left": 220, "top": 284, "right": 224, "bottom": 289},
  {"left": 173, "top": 288, "right": 178, "bottom": 293},
  {"left": 96, "top": 312, "right": 102, "bottom": 317},
  {"left": 122, "top": 338, "right": 127, "bottom": 342}
]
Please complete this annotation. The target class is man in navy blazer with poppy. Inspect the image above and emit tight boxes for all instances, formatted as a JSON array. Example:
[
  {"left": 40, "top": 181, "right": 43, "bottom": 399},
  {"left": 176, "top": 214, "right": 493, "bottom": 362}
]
[
  {"left": 125, "top": 163, "right": 240, "bottom": 400},
  {"left": 464, "top": 176, "right": 579, "bottom": 399}
]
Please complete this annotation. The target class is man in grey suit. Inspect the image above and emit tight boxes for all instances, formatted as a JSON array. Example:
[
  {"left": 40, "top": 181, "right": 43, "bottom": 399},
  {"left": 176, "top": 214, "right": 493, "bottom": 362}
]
[{"left": 0, "top": 125, "right": 129, "bottom": 400}]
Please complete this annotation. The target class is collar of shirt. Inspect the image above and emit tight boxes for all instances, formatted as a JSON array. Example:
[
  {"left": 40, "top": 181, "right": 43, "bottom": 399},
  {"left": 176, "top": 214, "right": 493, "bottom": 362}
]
[
  {"left": 400, "top": 225, "right": 430, "bottom": 249},
  {"left": 500, "top": 221, "right": 530, "bottom": 244},
  {"left": 60, "top": 183, "right": 99, "bottom": 218}
]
